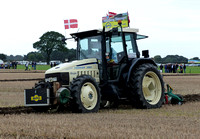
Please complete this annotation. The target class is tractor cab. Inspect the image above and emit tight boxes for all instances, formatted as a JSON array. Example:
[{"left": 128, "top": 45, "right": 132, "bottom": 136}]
[{"left": 71, "top": 27, "right": 148, "bottom": 81}]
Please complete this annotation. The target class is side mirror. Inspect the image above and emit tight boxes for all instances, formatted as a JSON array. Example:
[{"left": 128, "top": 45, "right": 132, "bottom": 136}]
[
  {"left": 62, "top": 37, "right": 67, "bottom": 42},
  {"left": 142, "top": 50, "right": 149, "bottom": 58}
]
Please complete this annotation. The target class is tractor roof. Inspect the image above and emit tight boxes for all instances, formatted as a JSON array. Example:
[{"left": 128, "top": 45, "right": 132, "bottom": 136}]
[
  {"left": 71, "top": 28, "right": 147, "bottom": 40},
  {"left": 71, "top": 28, "right": 138, "bottom": 37}
]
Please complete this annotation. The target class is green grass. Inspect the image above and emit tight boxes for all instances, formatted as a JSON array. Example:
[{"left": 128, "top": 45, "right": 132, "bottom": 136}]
[
  {"left": 186, "top": 66, "right": 200, "bottom": 73},
  {"left": 16, "top": 65, "right": 51, "bottom": 70},
  {"left": 12, "top": 65, "right": 200, "bottom": 73},
  {"left": 159, "top": 66, "right": 200, "bottom": 74}
]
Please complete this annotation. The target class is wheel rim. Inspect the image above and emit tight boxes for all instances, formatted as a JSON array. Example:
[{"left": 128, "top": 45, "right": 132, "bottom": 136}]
[
  {"left": 80, "top": 82, "right": 98, "bottom": 110},
  {"left": 142, "top": 71, "right": 162, "bottom": 105}
]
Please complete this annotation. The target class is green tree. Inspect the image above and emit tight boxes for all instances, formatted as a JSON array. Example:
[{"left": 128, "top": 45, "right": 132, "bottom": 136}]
[
  {"left": 0, "top": 53, "right": 6, "bottom": 61},
  {"left": 33, "top": 31, "right": 67, "bottom": 64},
  {"left": 154, "top": 55, "right": 162, "bottom": 63},
  {"left": 67, "top": 49, "right": 76, "bottom": 61},
  {"left": 162, "top": 55, "right": 188, "bottom": 63},
  {"left": 26, "top": 52, "right": 45, "bottom": 62},
  {"left": 36, "top": 53, "right": 44, "bottom": 61},
  {"left": 28, "top": 53, "right": 36, "bottom": 61},
  {"left": 15, "top": 55, "right": 24, "bottom": 61},
  {"left": 191, "top": 57, "right": 199, "bottom": 60},
  {"left": 51, "top": 49, "right": 76, "bottom": 62}
]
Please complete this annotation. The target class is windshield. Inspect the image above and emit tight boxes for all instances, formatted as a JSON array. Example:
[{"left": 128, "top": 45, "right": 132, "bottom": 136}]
[
  {"left": 78, "top": 33, "right": 137, "bottom": 61},
  {"left": 106, "top": 33, "right": 137, "bottom": 63},
  {"left": 79, "top": 35, "right": 102, "bottom": 60}
]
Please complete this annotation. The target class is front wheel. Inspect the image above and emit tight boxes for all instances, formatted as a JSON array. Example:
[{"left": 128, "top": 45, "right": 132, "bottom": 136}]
[
  {"left": 129, "top": 63, "right": 164, "bottom": 109},
  {"left": 70, "top": 75, "right": 101, "bottom": 113}
]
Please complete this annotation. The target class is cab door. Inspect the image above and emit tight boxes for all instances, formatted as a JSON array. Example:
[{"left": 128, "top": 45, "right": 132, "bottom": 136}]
[{"left": 105, "top": 33, "right": 137, "bottom": 80}]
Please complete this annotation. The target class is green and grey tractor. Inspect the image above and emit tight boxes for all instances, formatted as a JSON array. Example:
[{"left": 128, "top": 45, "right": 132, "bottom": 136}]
[{"left": 24, "top": 23, "right": 166, "bottom": 113}]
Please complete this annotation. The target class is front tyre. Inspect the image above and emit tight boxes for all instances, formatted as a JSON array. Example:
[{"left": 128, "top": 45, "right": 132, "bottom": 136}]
[
  {"left": 129, "top": 63, "right": 164, "bottom": 108},
  {"left": 70, "top": 75, "right": 101, "bottom": 113}
]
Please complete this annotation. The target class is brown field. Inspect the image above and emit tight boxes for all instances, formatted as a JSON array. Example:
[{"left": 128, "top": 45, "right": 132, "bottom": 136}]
[
  {"left": 0, "top": 73, "right": 44, "bottom": 80},
  {"left": 163, "top": 75, "right": 200, "bottom": 95},
  {"left": 0, "top": 70, "right": 200, "bottom": 138}
]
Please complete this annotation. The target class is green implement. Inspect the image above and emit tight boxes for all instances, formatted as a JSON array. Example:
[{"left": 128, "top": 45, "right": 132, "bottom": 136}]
[{"left": 164, "top": 84, "right": 184, "bottom": 105}]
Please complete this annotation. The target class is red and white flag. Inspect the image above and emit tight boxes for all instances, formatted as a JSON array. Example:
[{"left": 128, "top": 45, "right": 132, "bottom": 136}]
[
  {"left": 108, "top": 12, "right": 117, "bottom": 18},
  {"left": 64, "top": 19, "right": 78, "bottom": 29}
]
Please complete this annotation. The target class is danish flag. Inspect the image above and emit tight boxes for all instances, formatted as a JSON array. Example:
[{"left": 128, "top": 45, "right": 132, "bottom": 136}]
[{"left": 64, "top": 19, "right": 78, "bottom": 29}]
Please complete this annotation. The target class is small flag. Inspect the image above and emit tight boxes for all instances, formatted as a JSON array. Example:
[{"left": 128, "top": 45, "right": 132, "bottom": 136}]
[
  {"left": 64, "top": 19, "right": 78, "bottom": 29},
  {"left": 108, "top": 12, "right": 117, "bottom": 18},
  {"left": 127, "top": 11, "right": 130, "bottom": 23}
]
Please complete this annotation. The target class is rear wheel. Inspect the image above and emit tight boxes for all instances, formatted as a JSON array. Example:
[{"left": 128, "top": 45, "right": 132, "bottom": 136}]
[
  {"left": 70, "top": 75, "right": 101, "bottom": 113},
  {"left": 129, "top": 63, "right": 164, "bottom": 108}
]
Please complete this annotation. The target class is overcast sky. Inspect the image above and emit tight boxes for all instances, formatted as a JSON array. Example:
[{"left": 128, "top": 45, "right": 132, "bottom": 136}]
[{"left": 0, "top": 0, "right": 200, "bottom": 59}]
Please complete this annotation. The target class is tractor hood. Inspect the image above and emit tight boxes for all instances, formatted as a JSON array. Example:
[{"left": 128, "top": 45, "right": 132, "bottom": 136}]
[{"left": 45, "top": 58, "right": 98, "bottom": 74}]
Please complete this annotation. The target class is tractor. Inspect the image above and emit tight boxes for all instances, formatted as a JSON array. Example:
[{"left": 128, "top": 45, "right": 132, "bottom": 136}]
[{"left": 24, "top": 22, "right": 165, "bottom": 113}]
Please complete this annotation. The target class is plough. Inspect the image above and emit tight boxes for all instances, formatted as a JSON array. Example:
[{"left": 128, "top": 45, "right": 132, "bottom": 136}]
[{"left": 164, "top": 84, "right": 184, "bottom": 105}]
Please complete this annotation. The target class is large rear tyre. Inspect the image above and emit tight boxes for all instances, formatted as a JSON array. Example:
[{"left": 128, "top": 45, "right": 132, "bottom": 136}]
[
  {"left": 70, "top": 75, "right": 101, "bottom": 113},
  {"left": 129, "top": 63, "right": 164, "bottom": 108}
]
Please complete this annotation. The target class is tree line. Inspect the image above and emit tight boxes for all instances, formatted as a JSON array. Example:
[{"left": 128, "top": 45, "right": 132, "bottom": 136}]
[
  {"left": 1, "top": 53, "right": 198, "bottom": 65},
  {"left": 0, "top": 31, "right": 76, "bottom": 64},
  {"left": 153, "top": 55, "right": 199, "bottom": 64},
  {"left": 0, "top": 49, "right": 76, "bottom": 64},
  {"left": 0, "top": 31, "right": 199, "bottom": 64}
]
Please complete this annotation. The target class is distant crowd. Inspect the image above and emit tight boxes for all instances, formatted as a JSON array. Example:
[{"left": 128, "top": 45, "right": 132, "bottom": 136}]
[
  {"left": 0, "top": 61, "right": 38, "bottom": 71},
  {"left": 50, "top": 62, "right": 58, "bottom": 68},
  {"left": 0, "top": 61, "right": 18, "bottom": 69},
  {"left": 159, "top": 63, "right": 186, "bottom": 73}
]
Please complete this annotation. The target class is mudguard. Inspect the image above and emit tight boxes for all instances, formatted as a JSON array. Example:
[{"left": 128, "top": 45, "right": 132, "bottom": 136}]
[{"left": 126, "top": 58, "right": 157, "bottom": 84}]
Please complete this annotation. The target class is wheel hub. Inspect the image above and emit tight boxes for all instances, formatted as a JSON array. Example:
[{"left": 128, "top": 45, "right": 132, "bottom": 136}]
[
  {"left": 142, "top": 71, "right": 162, "bottom": 105},
  {"left": 88, "top": 92, "right": 93, "bottom": 99},
  {"left": 81, "top": 82, "right": 98, "bottom": 110}
]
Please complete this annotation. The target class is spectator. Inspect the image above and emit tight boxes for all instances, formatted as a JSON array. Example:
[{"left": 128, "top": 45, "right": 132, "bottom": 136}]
[
  {"left": 179, "top": 64, "right": 183, "bottom": 73},
  {"left": 167, "top": 64, "right": 171, "bottom": 73},
  {"left": 183, "top": 64, "right": 186, "bottom": 73},
  {"left": 14, "top": 61, "right": 17, "bottom": 69},
  {"left": 11, "top": 61, "right": 14, "bottom": 69},
  {"left": 172, "top": 64, "right": 176, "bottom": 73},
  {"left": 175, "top": 63, "right": 179, "bottom": 73},
  {"left": 32, "top": 62, "right": 34, "bottom": 70},
  {"left": 50, "top": 62, "right": 53, "bottom": 68},
  {"left": 25, "top": 62, "right": 29, "bottom": 71},
  {"left": 34, "top": 62, "right": 36, "bottom": 70},
  {"left": 160, "top": 64, "right": 163, "bottom": 73},
  {"left": 54, "top": 62, "right": 57, "bottom": 67},
  {"left": 165, "top": 64, "right": 168, "bottom": 73},
  {"left": 7, "top": 61, "right": 10, "bottom": 69}
]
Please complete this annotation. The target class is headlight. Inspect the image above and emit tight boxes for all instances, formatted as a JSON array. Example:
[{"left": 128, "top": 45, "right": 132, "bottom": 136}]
[
  {"left": 45, "top": 77, "right": 57, "bottom": 82},
  {"left": 45, "top": 72, "right": 69, "bottom": 85}
]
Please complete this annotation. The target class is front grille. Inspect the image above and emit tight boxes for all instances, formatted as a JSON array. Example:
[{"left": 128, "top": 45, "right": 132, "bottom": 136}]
[{"left": 45, "top": 72, "right": 69, "bottom": 85}]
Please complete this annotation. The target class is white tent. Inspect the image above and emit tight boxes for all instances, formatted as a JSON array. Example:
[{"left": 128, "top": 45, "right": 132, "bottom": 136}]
[{"left": 0, "top": 59, "right": 4, "bottom": 64}]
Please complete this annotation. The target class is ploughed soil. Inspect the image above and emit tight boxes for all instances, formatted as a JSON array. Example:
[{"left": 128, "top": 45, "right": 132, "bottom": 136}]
[
  {"left": 0, "top": 71, "right": 200, "bottom": 107},
  {"left": 0, "top": 70, "right": 200, "bottom": 138}
]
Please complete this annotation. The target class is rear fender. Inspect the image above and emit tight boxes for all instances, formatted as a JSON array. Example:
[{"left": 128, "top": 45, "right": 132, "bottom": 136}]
[{"left": 126, "top": 58, "right": 157, "bottom": 84}]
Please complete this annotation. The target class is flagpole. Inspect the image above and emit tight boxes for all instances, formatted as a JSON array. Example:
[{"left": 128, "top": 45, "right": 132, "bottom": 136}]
[{"left": 63, "top": 19, "right": 67, "bottom": 38}]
